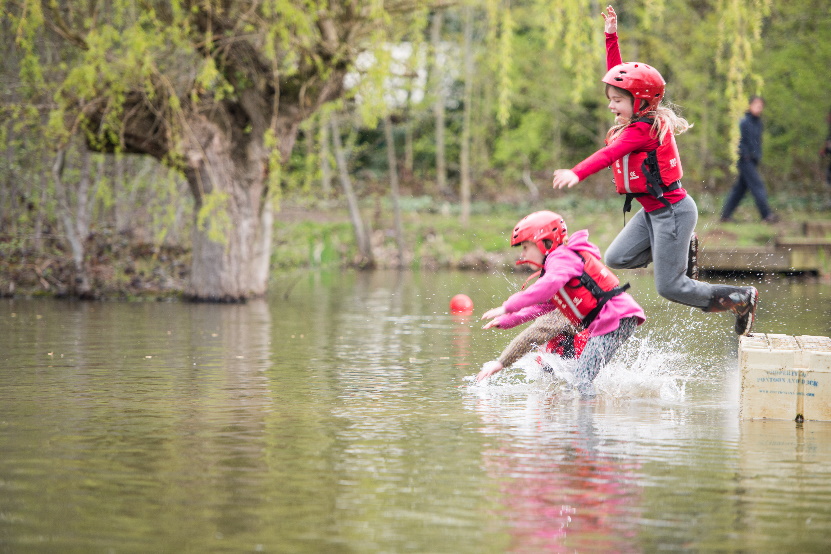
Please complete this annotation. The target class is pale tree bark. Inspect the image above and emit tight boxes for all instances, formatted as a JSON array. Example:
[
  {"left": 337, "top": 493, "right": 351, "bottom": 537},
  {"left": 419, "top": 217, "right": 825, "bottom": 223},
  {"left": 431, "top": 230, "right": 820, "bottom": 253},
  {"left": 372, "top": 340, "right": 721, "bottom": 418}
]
[
  {"left": 33, "top": 167, "right": 49, "bottom": 251},
  {"left": 459, "top": 5, "right": 474, "bottom": 226},
  {"left": 319, "top": 114, "right": 333, "bottom": 197},
  {"left": 430, "top": 11, "right": 448, "bottom": 195},
  {"left": 180, "top": 116, "right": 280, "bottom": 300},
  {"left": 383, "top": 114, "right": 405, "bottom": 267},
  {"left": 52, "top": 146, "right": 93, "bottom": 296},
  {"left": 113, "top": 154, "right": 128, "bottom": 233},
  {"left": 403, "top": 74, "right": 416, "bottom": 176},
  {"left": 522, "top": 164, "right": 540, "bottom": 201},
  {"left": 3, "top": 122, "right": 14, "bottom": 227},
  {"left": 331, "top": 115, "right": 374, "bottom": 268},
  {"left": 403, "top": 118, "right": 414, "bottom": 176}
]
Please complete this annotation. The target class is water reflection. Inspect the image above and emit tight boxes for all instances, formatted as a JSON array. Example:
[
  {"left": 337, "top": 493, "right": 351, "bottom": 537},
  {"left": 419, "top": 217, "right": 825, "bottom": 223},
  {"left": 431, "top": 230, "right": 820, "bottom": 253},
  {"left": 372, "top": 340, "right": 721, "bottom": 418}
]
[
  {"left": 471, "top": 393, "right": 641, "bottom": 552},
  {"left": 1, "top": 271, "right": 831, "bottom": 551}
]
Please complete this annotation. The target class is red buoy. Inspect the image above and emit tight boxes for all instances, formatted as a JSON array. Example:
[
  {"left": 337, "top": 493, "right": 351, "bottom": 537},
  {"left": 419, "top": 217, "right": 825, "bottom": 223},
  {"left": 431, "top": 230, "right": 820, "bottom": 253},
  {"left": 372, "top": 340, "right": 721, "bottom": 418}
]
[{"left": 450, "top": 294, "right": 474, "bottom": 315}]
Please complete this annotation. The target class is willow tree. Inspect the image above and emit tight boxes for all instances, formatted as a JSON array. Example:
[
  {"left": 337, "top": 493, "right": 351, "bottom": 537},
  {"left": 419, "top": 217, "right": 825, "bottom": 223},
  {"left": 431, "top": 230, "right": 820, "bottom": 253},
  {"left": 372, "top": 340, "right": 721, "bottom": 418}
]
[
  {"left": 6, "top": 0, "right": 429, "bottom": 301},
  {"left": 478, "top": 0, "right": 773, "bottom": 189}
]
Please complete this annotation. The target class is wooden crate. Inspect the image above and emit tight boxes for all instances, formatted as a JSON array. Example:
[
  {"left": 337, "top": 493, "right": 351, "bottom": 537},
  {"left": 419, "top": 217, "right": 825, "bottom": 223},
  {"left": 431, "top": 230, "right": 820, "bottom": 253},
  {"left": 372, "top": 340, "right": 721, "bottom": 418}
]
[{"left": 739, "top": 334, "right": 831, "bottom": 421}]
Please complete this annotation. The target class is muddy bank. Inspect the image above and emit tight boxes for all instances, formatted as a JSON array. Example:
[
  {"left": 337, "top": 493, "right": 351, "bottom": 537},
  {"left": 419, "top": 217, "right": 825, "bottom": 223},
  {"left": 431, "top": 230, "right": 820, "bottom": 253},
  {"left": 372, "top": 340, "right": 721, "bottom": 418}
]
[{"left": 0, "top": 230, "right": 190, "bottom": 300}]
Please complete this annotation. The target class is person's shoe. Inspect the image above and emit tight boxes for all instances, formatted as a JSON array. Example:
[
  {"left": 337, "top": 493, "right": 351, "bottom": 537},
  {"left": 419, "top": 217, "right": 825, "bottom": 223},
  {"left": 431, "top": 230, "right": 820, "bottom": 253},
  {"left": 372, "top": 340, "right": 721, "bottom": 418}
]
[
  {"left": 763, "top": 214, "right": 780, "bottom": 224},
  {"left": 733, "top": 287, "right": 759, "bottom": 336},
  {"left": 703, "top": 286, "right": 759, "bottom": 336},
  {"left": 686, "top": 232, "right": 699, "bottom": 280},
  {"left": 719, "top": 216, "right": 733, "bottom": 223}
]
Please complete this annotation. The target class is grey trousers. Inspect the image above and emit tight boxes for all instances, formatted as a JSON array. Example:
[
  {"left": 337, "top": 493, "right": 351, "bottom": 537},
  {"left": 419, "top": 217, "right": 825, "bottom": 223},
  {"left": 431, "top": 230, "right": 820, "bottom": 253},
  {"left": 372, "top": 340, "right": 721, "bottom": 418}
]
[
  {"left": 605, "top": 195, "right": 713, "bottom": 309},
  {"left": 574, "top": 316, "right": 638, "bottom": 389}
]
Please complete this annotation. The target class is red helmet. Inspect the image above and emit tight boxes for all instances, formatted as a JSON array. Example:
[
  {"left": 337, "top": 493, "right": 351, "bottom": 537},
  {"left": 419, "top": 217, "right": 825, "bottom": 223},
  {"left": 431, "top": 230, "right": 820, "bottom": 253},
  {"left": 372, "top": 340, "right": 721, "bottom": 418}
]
[
  {"left": 511, "top": 211, "right": 568, "bottom": 256},
  {"left": 602, "top": 62, "right": 666, "bottom": 116}
]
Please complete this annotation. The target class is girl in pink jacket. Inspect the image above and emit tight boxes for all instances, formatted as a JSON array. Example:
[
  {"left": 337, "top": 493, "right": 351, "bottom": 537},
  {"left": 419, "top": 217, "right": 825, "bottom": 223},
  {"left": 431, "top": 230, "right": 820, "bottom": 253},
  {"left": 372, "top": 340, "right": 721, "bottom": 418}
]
[{"left": 478, "top": 211, "right": 645, "bottom": 397}]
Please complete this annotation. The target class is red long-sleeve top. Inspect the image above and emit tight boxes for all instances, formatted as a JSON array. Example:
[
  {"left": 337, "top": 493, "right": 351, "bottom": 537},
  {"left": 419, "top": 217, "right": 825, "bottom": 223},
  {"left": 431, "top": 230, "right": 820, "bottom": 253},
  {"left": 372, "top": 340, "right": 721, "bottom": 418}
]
[{"left": 571, "top": 33, "right": 687, "bottom": 212}]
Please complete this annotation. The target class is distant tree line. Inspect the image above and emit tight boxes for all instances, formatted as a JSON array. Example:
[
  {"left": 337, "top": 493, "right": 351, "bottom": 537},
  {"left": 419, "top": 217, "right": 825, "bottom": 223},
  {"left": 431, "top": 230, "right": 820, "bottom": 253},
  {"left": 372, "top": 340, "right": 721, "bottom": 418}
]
[{"left": 1, "top": 1, "right": 829, "bottom": 299}]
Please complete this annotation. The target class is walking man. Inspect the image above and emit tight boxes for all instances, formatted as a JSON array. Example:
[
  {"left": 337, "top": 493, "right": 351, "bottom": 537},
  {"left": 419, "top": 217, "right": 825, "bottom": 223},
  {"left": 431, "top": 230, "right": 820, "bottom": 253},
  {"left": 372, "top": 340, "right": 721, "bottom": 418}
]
[{"left": 720, "top": 96, "right": 778, "bottom": 223}]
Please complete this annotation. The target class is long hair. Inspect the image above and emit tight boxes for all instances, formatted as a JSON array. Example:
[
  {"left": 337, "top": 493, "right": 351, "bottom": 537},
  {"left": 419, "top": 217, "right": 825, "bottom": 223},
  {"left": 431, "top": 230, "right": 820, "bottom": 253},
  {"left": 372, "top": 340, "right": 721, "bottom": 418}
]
[{"left": 605, "top": 84, "right": 692, "bottom": 144}]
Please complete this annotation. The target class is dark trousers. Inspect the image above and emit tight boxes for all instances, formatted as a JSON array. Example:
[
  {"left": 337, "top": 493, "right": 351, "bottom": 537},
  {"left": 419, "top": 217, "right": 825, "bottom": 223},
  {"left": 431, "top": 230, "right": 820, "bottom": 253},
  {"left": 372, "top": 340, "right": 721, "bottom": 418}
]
[{"left": 721, "top": 159, "right": 772, "bottom": 220}]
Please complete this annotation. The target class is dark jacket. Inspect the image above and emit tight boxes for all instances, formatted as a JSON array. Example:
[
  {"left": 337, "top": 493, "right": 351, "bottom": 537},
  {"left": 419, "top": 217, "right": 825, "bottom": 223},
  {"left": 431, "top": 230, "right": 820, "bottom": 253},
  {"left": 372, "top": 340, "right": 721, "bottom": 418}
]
[{"left": 738, "top": 111, "right": 763, "bottom": 164}]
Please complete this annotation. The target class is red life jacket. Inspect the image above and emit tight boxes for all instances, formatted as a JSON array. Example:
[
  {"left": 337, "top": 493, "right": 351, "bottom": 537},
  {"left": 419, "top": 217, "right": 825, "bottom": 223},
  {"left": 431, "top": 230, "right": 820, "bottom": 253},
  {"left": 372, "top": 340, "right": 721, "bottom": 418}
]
[
  {"left": 607, "top": 118, "right": 683, "bottom": 212},
  {"left": 551, "top": 251, "right": 629, "bottom": 328},
  {"left": 545, "top": 328, "right": 590, "bottom": 359}
]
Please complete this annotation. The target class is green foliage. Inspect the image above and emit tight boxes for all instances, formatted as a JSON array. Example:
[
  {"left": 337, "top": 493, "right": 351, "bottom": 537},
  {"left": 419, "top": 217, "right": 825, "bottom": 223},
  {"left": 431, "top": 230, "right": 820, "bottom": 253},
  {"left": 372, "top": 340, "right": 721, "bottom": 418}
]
[
  {"left": 2, "top": 0, "right": 831, "bottom": 283},
  {"left": 196, "top": 191, "right": 232, "bottom": 244},
  {"left": 714, "top": 0, "right": 771, "bottom": 166},
  {"left": 756, "top": 0, "right": 831, "bottom": 189}
]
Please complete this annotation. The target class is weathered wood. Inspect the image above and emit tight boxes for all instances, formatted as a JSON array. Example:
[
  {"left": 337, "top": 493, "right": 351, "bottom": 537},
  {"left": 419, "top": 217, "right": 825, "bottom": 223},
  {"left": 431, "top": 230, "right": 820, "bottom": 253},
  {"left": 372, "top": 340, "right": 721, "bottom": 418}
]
[
  {"left": 802, "top": 221, "right": 831, "bottom": 238},
  {"left": 699, "top": 246, "right": 791, "bottom": 271},
  {"left": 700, "top": 223, "right": 831, "bottom": 274}
]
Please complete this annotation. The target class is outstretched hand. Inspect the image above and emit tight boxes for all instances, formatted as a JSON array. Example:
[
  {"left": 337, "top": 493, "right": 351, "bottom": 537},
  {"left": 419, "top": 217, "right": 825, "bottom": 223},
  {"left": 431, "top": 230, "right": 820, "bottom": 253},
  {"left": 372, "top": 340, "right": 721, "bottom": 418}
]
[
  {"left": 481, "top": 306, "right": 506, "bottom": 329},
  {"left": 476, "top": 360, "right": 504, "bottom": 382},
  {"left": 602, "top": 5, "right": 617, "bottom": 34},
  {"left": 552, "top": 169, "right": 579, "bottom": 189}
]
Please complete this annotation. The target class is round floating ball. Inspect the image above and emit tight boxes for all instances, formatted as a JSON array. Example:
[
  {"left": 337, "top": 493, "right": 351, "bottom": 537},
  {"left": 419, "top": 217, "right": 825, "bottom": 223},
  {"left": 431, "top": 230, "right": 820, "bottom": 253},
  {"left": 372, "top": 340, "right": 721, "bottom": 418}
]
[{"left": 450, "top": 294, "right": 474, "bottom": 315}]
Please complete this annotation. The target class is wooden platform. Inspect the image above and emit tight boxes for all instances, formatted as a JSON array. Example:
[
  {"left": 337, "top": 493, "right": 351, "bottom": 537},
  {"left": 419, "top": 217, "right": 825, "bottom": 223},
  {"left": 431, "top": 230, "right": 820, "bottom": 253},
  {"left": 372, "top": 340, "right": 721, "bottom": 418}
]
[{"left": 700, "top": 221, "right": 831, "bottom": 275}]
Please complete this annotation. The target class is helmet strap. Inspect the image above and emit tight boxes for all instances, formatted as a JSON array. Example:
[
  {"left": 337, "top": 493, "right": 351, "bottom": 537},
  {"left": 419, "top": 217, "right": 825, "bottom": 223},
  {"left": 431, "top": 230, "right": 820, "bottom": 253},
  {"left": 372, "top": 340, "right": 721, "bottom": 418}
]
[
  {"left": 520, "top": 270, "right": 542, "bottom": 291},
  {"left": 515, "top": 259, "right": 544, "bottom": 270}
]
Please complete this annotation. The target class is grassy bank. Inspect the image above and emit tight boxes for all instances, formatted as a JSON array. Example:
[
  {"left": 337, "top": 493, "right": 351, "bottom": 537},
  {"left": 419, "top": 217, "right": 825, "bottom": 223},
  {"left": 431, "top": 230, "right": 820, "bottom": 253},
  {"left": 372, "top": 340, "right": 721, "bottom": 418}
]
[
  {"left": 274, "top": 191, "right": 819, "bottom": 272},
  {"left": 1, "top": 191, "right": 826, "bottom": 299}
]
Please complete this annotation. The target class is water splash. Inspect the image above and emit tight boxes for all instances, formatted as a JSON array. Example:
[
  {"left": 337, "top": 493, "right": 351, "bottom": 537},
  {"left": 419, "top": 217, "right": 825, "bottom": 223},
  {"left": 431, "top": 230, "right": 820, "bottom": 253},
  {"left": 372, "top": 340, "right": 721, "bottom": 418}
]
[{"left": 466, "top": 327, "right": 713, "bottom": 403}]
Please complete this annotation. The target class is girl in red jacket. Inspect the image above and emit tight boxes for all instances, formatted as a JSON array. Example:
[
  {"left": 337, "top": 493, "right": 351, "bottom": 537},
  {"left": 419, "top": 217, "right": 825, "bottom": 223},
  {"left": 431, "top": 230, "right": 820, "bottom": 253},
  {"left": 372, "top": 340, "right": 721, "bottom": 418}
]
[{"left": 551, "top": 5, "right": 758, "bottom": 336}]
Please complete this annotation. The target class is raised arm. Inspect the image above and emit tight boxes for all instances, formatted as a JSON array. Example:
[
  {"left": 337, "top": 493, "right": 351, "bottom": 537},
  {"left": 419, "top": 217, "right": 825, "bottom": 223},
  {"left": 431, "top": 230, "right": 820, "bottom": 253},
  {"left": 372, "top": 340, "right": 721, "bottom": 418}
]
[
  {"left": 603, "top": 5, "right": 622, "bottom": 69},
  {"left": 603, "top": 5, "right": 617, "bottom": 34}
]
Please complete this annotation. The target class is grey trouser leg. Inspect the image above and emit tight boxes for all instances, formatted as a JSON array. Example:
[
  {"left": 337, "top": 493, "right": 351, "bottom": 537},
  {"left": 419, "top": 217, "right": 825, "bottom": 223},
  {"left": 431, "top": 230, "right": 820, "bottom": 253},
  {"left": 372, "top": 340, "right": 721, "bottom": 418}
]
[
  {"left": 574, "top": 317, "right": 638, "bottom": 386},
  {"left": 605, "top": 195, "right": 713, "bottom": 308}
]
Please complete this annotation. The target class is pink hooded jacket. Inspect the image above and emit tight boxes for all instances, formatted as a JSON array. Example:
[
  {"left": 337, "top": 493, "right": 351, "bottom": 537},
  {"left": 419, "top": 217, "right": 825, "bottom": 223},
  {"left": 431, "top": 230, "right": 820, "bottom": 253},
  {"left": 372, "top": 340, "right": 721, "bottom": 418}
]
[{"left": 495, "top": 230, "right": 645, "bottom": 337}]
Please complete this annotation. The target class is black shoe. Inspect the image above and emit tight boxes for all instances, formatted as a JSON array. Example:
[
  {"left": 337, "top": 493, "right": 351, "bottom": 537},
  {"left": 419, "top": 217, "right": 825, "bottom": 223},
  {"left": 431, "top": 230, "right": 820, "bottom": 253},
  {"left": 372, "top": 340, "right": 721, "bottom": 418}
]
[
  {"left": 734, "top": 287, "right": 759, "bottom": 336},
  {"left": 686, "top": 232, "right": 699, "bottom": 280},
  {"left": 703, "top": 285, "right": 759, "bottom": 336}
]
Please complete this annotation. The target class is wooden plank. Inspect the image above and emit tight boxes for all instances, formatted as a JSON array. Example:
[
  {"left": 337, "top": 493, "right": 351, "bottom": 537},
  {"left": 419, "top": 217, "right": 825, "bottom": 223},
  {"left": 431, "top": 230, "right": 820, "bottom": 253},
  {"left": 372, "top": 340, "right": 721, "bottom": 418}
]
[
  {"left": 774, "top": 239, "right": 831, "bottom": 273},
  {"left": 776, "top": 237, "right": 831, "bottom": 247},
  {"left": 802, "top": 221, "right": 831, "bottom": 238},
  {"left": 699, "top": 246, "right": 792, "bottom": 271}
]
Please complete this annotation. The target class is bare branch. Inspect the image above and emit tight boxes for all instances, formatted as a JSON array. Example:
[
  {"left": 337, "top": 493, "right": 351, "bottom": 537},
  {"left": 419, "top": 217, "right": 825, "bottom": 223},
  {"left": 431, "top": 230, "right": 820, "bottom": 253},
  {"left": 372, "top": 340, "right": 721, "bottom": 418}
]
[{"left": 43, "top": 1, "right": 88, "bottom": 50}]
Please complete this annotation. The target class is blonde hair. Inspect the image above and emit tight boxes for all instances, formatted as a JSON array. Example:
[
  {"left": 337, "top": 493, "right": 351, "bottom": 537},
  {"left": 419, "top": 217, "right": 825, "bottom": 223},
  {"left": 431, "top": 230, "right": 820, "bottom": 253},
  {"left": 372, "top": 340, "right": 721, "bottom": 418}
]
[{"left": 605, "top": 85, "right": 692, "bottom": 144}]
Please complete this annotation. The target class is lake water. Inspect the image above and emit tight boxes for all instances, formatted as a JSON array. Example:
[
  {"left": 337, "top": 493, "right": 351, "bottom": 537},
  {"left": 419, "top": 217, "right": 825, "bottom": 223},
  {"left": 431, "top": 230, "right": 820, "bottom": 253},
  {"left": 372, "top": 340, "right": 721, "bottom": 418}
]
[{"left": 1, "top": 270, "right": 831, "bottom": 552}]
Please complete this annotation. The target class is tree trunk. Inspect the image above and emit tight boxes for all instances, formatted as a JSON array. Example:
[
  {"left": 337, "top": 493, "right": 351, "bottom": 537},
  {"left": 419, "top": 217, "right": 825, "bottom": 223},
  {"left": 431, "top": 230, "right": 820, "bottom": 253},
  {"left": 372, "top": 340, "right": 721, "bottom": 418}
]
[
  {"left": 404, "top": 119, "right": 414, "bottom": 176},
  {"left": 403, "top": 81, "right": 415, "bottom": 176},
  {"left": 3, "top": 121, "right": 14, "bottom": 228},
  {"left": 319, "top": 114, "right": 333, "bottom": 197},
  {"left": 181, "top": 117, "right": 275, "bottom": 301},
  {"left": 383, "top": 114, "right": 405, "bottom": 267},
  {"left": 430, "top": 11, "right": 448, "bottom": 195},
  {"left": 330, "top": 115, "right": 374, "bottom": 268},
  {"left": 33, "top": 166, "right": 48, "bottom": 251},
  {"left": 52, "top": 147, "right": 92, "bottom": 297},
  {"left": 114, "top": 154, "right": 128, "bottom": 234},
  {"left": 460, "top": 6, "right": 474, "bottom": 226}
]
